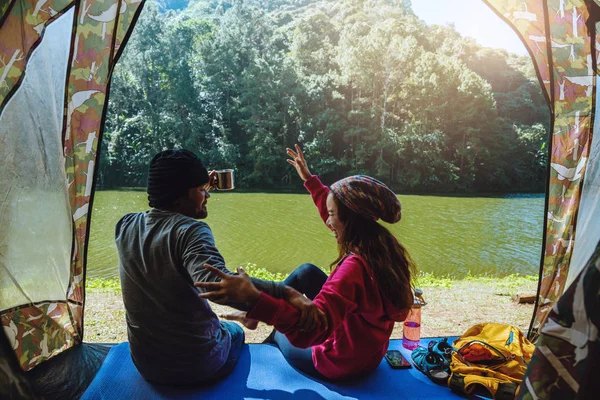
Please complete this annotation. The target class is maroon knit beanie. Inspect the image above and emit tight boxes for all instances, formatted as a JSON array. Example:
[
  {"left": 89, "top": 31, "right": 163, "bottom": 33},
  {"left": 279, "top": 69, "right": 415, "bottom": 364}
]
[{"left": 330, "top": 175, "right": 402, "bottom": 223}]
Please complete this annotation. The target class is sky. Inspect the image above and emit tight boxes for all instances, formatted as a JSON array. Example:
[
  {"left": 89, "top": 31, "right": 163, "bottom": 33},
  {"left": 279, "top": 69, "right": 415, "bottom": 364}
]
[{"left": 412, "top": 0, "right": 528, "bottom": 56}]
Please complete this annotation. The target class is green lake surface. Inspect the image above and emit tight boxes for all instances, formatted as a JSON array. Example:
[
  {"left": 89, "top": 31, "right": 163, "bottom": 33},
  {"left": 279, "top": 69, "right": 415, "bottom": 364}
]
[{"left": 88, "top": 190, "right": 545, "bottom": 279}]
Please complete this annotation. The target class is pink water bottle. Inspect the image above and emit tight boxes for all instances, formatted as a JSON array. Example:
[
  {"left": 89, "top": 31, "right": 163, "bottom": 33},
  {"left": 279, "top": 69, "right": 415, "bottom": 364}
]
[{"left": 402, "top": 288, "right": 425, "bottom": 350}]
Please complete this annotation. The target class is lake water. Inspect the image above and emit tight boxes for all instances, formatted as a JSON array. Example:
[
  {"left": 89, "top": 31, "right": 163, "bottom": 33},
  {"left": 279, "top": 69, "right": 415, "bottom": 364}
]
[{"left": 88, "top": 191, "right": 545, "bottom": 279}]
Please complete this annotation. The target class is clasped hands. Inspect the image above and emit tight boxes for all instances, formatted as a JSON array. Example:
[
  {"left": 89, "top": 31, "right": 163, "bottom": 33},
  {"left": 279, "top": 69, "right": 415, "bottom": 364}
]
[{"left": 195, "top": 264, "right": 328, "bottom": 332}]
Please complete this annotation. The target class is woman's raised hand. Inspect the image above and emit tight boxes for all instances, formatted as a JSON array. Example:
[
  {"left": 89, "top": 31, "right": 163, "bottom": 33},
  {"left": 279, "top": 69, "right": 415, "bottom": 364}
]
[{"left": 286, "top": 144, "right": 312, "bottom": 182}]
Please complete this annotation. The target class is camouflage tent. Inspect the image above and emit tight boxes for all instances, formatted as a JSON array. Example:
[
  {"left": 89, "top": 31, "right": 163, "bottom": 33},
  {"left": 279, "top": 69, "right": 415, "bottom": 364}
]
[
  {"left": 517, "top": 238, "right": 600, "bottom": 399},
  {"left": 0, "top": 0, "right": 145, "bottom": 380},
  {"left": 479, "top": 2, "right": 600, "bottom": 397},
  {"left": 483, "top": 0, "right": 600, "bottom": 342},
  {"left": 0, "top": 0, "right": 599, "bottom": 397}
]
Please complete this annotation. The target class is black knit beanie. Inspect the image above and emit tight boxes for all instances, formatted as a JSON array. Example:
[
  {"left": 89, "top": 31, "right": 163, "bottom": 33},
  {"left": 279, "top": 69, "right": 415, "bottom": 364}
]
[{"left": 147, "top": 149, "right": 209, "bottom": 208}]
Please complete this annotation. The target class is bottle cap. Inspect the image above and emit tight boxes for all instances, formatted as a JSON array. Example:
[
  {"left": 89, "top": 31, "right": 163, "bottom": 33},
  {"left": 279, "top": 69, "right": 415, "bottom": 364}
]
[{"left": 413, "top": 288, "right": 426, "bottom": 307}]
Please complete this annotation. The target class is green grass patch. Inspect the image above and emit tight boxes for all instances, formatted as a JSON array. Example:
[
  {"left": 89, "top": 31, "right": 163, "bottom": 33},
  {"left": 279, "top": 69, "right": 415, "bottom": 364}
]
[
  {"left": 242, "top": 263, "right": 288, "bottom": 281},
  {"left": 413, "top": 272, "right": 455, "bottom": 289},
  {"left": 462, "top": 273, "right": 538, "bottom": 296},
  {"left": 87, "top": 267, "right": 537, "bottom": 295},
  {"left": 86, "top": 263, "right": 289, "bottom": 294},
  {"left": 413, "top": 272, "right": 538, "bottom": 292},
  {"left": 86, "top": 277, "right": 121, "bottom": 292}
]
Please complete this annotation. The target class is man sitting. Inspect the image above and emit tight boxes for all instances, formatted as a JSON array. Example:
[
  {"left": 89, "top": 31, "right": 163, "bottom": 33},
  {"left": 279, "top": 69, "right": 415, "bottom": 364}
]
[{"left": 115, "top": 149, "right": 323, "bottom": 385}]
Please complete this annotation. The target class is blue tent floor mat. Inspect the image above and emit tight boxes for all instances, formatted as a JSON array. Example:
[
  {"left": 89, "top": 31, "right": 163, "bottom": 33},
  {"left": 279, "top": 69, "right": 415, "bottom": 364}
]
[{"left": 82, "top": 338, "right": 466, "bottom": 399}]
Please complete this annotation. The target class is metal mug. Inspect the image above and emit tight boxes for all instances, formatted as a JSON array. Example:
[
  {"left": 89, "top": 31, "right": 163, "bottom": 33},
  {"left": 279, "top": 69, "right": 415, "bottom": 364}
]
[{"left": 215, "top": 169, "right": 234, "bottom": 190}]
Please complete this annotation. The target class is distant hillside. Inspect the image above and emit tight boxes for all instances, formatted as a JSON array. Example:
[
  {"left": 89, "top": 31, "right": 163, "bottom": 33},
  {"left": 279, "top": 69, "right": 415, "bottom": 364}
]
[
  {"left": 155, "top": 0, "right": 191, "bottom": 11},
  {"left": 156, "top": 0, "right": 316, "bottom": 13},
  {"left": 104, "top": 0, "right": 549, "bottom": 193}
]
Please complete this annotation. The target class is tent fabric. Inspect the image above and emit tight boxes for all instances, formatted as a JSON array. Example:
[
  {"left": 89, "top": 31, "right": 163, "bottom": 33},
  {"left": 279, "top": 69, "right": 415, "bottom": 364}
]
[
  {"left": 2, "top": 317, "right": 111, "bottom": 400},
  {"left": 81, "top": 339, "right": 463, "bottom": 400},
  {"left": 0, "top": 323, "right": 39, "bottom": 400},
  {"left": 0, "top": 0, "right": 145, "bottom": 372},
  {"left": 26, "top": 342, "right": 112, "bottom": 400},
  {"left": 483, "top": 0, "right": 598, "bottom": 340},
  {"left": 0, "top": 5, "right": 76, "bottom": 372},
  {"left": 0, "top": 0, "right": 598, "bottom": 381},
  {"left": 517, "top": 238, "right": 600, "bottom": 399},
  {"left": 569, "top": 83, "right": 600, "bottom": 287}
]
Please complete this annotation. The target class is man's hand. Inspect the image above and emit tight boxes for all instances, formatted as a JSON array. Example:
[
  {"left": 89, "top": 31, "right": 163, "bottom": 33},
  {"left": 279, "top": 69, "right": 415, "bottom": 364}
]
[
  {"left": 195, "top": 264, "right": 260, "bottom": 307},
  {"left": 286, "top": 287, "right": 328, "bottom": 332},
  {"left": 208, "top": 170, "right": 218, "bottom": 190}
]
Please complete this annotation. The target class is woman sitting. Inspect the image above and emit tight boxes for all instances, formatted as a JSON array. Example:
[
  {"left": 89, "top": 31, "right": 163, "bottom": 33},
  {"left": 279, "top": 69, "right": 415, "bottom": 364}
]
[{"left": 196, "top": 144, "right": 416, "bottom": 380}]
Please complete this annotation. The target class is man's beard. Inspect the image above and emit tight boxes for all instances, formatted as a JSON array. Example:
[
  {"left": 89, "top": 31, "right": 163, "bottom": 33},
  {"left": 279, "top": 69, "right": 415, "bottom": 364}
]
[{"left": 196, "top": 204, "right": 208, "bottom": 219}]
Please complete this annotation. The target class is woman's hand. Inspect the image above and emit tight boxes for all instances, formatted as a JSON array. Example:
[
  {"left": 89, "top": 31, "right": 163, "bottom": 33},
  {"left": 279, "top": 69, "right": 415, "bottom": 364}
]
[
  {"left": 286, "top": 144, "right": 312, "bottom": 182},
  {"left": 286, "top": 288, "right": 329, "bottom": 332},
  {"left": 195, "top": 264, "right": 260, "bottom": 307}
]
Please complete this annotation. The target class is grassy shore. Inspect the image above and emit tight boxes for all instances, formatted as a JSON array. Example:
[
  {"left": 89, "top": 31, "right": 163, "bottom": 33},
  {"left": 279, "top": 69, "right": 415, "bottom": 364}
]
[{"left": 84, "top": 268, "right": 538, "bottom": 343}]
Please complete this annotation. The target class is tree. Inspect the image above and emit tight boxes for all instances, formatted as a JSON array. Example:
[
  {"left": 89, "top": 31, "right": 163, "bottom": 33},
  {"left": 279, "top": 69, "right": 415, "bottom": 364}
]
[{"left": 101, "top": 0, "right": 549, "bottom": 193}]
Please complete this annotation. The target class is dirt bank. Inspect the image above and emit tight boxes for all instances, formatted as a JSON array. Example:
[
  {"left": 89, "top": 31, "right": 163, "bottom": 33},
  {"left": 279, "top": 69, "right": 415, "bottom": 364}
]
[{"left": 84, "top": 276, "right": 537, "bottom": 343}]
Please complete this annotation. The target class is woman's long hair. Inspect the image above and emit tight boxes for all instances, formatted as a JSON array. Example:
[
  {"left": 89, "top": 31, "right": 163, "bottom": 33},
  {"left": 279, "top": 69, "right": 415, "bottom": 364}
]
[{"left": 330, "top": 195, "right": 416, "bottom": 311}]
